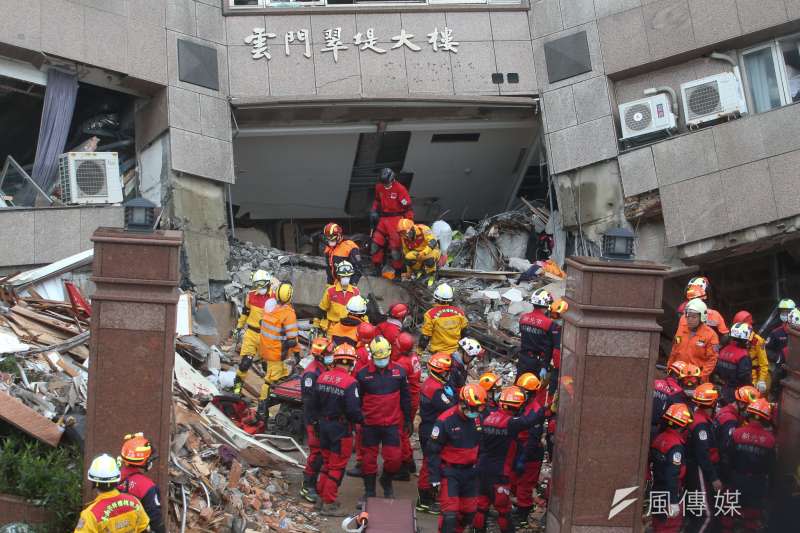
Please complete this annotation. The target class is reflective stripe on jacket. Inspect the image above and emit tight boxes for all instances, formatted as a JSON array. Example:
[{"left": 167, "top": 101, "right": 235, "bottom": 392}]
[{"left": 259, "top": 301, "right": 299, "bottom": 361}]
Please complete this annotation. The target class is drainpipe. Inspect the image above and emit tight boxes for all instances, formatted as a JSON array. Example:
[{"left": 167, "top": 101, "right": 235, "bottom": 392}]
[
  {"left": 709, "top": 52, "right": 743, "bottom": 84},
  {"left": 643, "top": 86, "right": 678, "bottom": 116}
]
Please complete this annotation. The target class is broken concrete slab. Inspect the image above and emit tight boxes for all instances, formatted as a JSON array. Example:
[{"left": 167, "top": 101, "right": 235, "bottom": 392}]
[{"left": 0, "top": 389, "right": 63, "bottom": 446}]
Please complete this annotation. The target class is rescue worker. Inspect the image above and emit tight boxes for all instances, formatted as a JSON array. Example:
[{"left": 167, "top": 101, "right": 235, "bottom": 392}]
[
  {"left": 300, "top": 337, "right": 331, "bottom": 503},
  {"left": 322, "top": 222, "right": 362, "bottom": 286},
  {"left": 447, "top": 337, "right": 485, "bottom": 393},
  {"left": 732, "top": 310, "right": 770, "bottom": 394},
  {"left": 355, "top": 335, "right": 411, "bottom": 501},
  {"left": 668, "top": 298, "right": 720, "bottom": 382},
  {"left": 474, "top": 386, "right": 539, "bottom": 533},
  {"left": 677, "top": 279, "right": 729, "bottom": 338},
  {"left": 723, "top": 399, "right": 776, "bottom": 532},
  {"left": 312, "top": 344, "right": 363, "bottom": 516},
  {"left": 398, "top": 218, "right": 441, "bottom": 283},
  {"left": 378, "top": 302, "right": 409, "bottom": 347},
  {"left": 417, "top": 353, "right": 456, "bottom": 514},
  {"left": 518, "top": 289, "right": 561, "bottom": 386},
  {"left": 328, "top": 295, "right": 369, "bottom": 347},
  {"left": 75, "top": 454, "right": 149, "bottom": 533},
  {"left": 370, "top": 168, "right": 413, "bottom": 277},
  {"left": 477, "top": 371, "right": 501, "bottom": 413},
  {"left": 650, "top": 403, "right": 693, "bottom": 533},
  {"left": 353, "top": 322, "right": 378, "bottom": 374},
  {"left": 686, "top": 384, "right": 722, "bottom": 533},
  {"left": 765, "top": 298, "right": 796, "bottom": 398},
  {"left": 714, "top": 322, "right": 754, "bottom": 405},
  {"left": 714, "top": 385, "right": 760, "bottom": 486},
  {"left": 317, "top": 261, "right": 360, "bottom": 333},
  {"left": 257, "top": 282, "right": 299, "bottom": 424},
  {"left": 511, "top": 372, "right": 546, "bottom": 528},
  {"left": 428, "top": 383, "right": 487, "bottom": 533},
  {"left": 420, "top": 283, "right": 469, "bottom": 354},
  {"left": 233, "top": 269, "right": 273, "bottom": 396},
  {"left": 118, "top": 433, "right": 164, "bottom": 533},
  {"left": 392, "top": 332, "right": 423, "bottom": 479},
  {"left": 652, "top": 360, "right": 701, "bottom": 439}
]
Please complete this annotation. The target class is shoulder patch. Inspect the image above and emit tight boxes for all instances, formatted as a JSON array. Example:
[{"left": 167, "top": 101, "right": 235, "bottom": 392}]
[
  {"left": 431, "top": 426, "right": 440, "bottom": 439},
  {"left": 698, "top": 430, "right": 707, "bottom": 441},
  {"left": 672, "top": 451, "right": 682, "bottom": 465},
  {"left": 440, "top": 393, "right": 451, "bottom": 404},
  {"left": 354, "top": 388, "right": 359, "bottom": 398},
  {"left": 304, "top": 377, "right": 313, "bottom": 388},
  {"left": 76, "top": 518, "right": 85, "bottom": 529}
]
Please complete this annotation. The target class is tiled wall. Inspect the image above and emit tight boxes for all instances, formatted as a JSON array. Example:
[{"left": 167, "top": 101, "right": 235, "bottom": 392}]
[{"left": 618, "top": 103, "right": 800, "bottom": 247}]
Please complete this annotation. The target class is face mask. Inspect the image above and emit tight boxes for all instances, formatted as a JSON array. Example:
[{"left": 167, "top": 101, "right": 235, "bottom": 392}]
[
  {"left": 257, "top": 288, "right": 267, "bottom": 295},
  {"left": 465, "top": 410, "right": 480, "bottom": 419},
  {"left": 780, "top": 312, "right": 789, "bottom": 323},
  {"left": 327, "top": 240, "right": 338, "bottom": 247},
  {"left": 340, "top": 277, "right": 351, "bottom": 287},
  {"left": 323, "top": 355, "right": 334, "bottom": 365},
  {"left": 374, "top": 358, "right": 389, "bottom": 368}
]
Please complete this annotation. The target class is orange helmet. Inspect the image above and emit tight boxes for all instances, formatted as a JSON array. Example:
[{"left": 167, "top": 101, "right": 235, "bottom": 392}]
[
  {"left": 120, "top": 433, "right": 154, "bottom": 467},
  {"left": 663, "top": 403, "right": 693, "bottom": 428},
  {"left": 356, "top": 323, "right": 378, "bottom": 344},
  {"left": 550, "top": 298, "right": 569, "bottom": 319},
  {"left": 692, "top": 383, "right": 719, "bottom": 407},
  {"left": 459, "top": 383, "right": 487, "bottom": 408},
  {"left": 428, "top": 352, "right": 452, "bottom": 379},
  {"left": 478, "top": 372, "right": 500, "bottom": 392},
  {"left": 688, "top": 276, "right": 709, "bottom": 291},
  {"left": 667, "top": 360, "right": 689, "bottom": 378},
  {"left": 732, "top": 310, "right": 753, "bottom": 326},
  {"left": 310, "top": 336, "right": 331, "bottom": 357},
  {"left": 734, "top": 385, "right": 761, "bottom": 405},
  {"left": 516, "top": 372, "right": 542, "bottom": 392},
  {"left": 397, "top": 218, "right": 416, "bottom": 240},
  {"left": 323, "top": 222, "right": 343, "bottom": 244},
  {"left": 746, "top": 398, "right": 773, "bottom": 422},
  {"left": 332, "top": 343, "right": 357, "bottom": 365},
  {"left": 498, "top": 386, "right": 526, "bottom": 410},
  {"left": 678, "top": 363, "right": 701, "bottom": 388},
  {"left": 686, "top": 285, "right": 707, "bottom": 300}
]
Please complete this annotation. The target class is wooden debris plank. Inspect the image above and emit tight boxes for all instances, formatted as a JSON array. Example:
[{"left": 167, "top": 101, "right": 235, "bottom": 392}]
[
  {"left": 11, "top": 305, "right": 80, "bottom": 336},
  {"left": 0, "top": 389, "right": 63, "bottom": 446}
]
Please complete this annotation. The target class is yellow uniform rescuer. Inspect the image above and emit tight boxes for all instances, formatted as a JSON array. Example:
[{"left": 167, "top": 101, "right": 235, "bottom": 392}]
[
  {"left": 233, "top": 270, "right": 274, "bottom": 395},
  {"left": 257, "top": 282, "right": 300, "bottom": 424},
  {"left": 419, "top": 283, "right": 468, "bottom": 354},
  {"left": 74, "top": 454, "right": 149, "bottom": 533}
]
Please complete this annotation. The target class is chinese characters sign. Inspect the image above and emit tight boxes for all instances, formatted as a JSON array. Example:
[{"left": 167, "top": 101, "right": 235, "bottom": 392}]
[{"left": 245, "top": 26, "right": 459, "bottom": 63}]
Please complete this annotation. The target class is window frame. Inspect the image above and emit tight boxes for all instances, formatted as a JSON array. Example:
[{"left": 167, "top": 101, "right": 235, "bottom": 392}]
[
  {"left": 739, "top": 36, "right": 799, "bottom": 114},
  {"left": 228, "top": 0, "right": 521, "bottom": 8}
]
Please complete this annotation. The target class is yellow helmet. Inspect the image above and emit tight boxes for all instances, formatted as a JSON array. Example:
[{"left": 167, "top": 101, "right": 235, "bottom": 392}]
[
  {"left": 276, "top": 282, "right": 293, "bottom": 304},
  {"left": 515, "top": 372, "right": 541, "bottom": 392},
  {"left": 369, "top": 336, "right": 392, "bottom": 360}
]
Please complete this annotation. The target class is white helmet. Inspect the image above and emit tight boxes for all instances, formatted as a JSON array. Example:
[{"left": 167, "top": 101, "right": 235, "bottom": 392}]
[
  {"left": 346, "top": 295, "right": 368, "bottom": 315},
  {"left": 684, "top": 298, "right": 708, "bottom": 323},
  {"left": 458, "top": 337, "right": 484, "bottom": 358},
  {"left": 336, "top": 261, "right": 355, "bottom": 278},
  {"left": 87, "top": 453, "right": 121, "bottom": 484},
  {"left": 688, "top": 276, "right": 709, "bottom": 291},
  {"left": 729, "top": 322, "right": 753, "bottom": 342},
  {"left": 530, "top": 288, "right": 554, "bottom": 308},
  {"left": 252, "top": 269, "right": 270, "bottom": 287},
  {"left": 788, "top": 308, "right": 800, "bottom": 329},
  {"left": 433, "top": 283, "right": 454, "bottom": 303}
]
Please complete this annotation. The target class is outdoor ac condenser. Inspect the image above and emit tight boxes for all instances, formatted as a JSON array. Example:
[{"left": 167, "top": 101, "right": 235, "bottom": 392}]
[
  {"left": 58, "top": 152, "right": 123, "bottom": 205},
  {"left": 681, "top": 72, "right": 748, "bottom": 128},
  {"left": 618, "top": 93, "right": 677, "bottom": 144}
]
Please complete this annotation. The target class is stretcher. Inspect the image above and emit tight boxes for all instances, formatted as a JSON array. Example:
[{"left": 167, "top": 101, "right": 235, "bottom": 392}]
[{"left": 341, "top": 498, "right": 419, "bottom": 533}]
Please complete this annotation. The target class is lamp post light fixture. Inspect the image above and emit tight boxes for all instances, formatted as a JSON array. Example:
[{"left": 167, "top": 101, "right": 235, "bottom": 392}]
[
  {"left": 124, "top": 197, "right": 156, "bottom": 233},
  {"left": 601, "top": 227, "right": 635, "bottom": 261}
]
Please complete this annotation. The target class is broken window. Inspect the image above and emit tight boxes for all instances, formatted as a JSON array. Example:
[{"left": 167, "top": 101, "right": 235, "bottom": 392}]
[
  {"left": 345, "top": 131, "right": 412, "bottom": 215},
  {"left": 0, "top": 155, "right": 53, "bottom": 207}
]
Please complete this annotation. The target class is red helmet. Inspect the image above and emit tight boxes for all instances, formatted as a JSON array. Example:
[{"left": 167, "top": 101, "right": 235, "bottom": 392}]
[
  {"left": 746, "top": 398, "right": 773, "bottom": 422},
  {"left": 323, "top": 223, "right": 343, "bottom": 244},
  {"left": 389, "top": 303, "right": 409, "bottom": 320},
  {"left": 732, "top": 310, "right": 753, "bottom": 326},
  {"left": 356, "top": 323, "right": 378, "bottom": 343},
  {"left": 120, "top": 433, "right": 154, "bottom": 467},
  {"left": 663, "top": 403, "right": 693, "bottom": 427},
  {"left": 394, "top": 332, "right": 415, "bottom": 353}
]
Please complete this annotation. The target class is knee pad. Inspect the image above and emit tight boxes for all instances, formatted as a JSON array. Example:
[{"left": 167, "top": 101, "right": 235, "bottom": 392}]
[
  {"left": 239, "top": 355, "right": 254, "bottom": 372},
  {"left": 259, "top": 382, "right": 270, "bottom": 401},
  {"left": 423, "top": 258, "right": 436, "bottom": 268}
]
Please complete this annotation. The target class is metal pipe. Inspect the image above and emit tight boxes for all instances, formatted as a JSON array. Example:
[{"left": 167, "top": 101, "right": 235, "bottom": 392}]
[
  {"left": 709, "top": 52, "right": 736, "bottom": 67},
  {"left": 180, "top": 485, "right": 188, "bottom": 533}
]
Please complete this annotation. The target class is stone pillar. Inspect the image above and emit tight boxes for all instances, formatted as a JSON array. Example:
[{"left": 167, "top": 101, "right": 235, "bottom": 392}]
[
  {"left": 776, "top": 327, "right": 800, "bottom": 497},
  {"left": 83, "top": 227, "right": 182, "bottom": 517},
  {"left": 547, "top": 257, "right": 667, "bottom": 533}
]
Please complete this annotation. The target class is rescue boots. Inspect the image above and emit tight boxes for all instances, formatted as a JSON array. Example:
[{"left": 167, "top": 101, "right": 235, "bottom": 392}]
[
  {"left": 232, "top": 376, "right": 244, "bottom": 396},
  {"left": 379, "top": 472, "right": 394, "bottom": 499},
  {"left": 256, "top": 400, "right": 270, "bottom": 427},
  {"left": 363, "top": 475, "right": 377, "bottom": 498},
  {"left": 393, "top": 462, "right": 411, "bottom": 481},
  {"left": 319, "top": 502, "right": 348, "bottom": 517},
  {"left": 415, "top": 488, "right": 440, "bottom": 514},
  {"left": 513, "top": 505, "right": 532, "bottom": 528},
  {"left": 299, "top": 474, "right": 319, "bottom": 503},
  {"left": 346, "top": 462, "right": 364, "bottom": 478}
]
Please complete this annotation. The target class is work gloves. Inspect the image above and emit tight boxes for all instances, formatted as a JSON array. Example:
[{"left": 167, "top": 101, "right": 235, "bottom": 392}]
[
  {"left": 369, "top": 211, "right": 380, "bottom": 230},
  {"left": 756, "top": 381, "right": 767, "bottom": 394}
]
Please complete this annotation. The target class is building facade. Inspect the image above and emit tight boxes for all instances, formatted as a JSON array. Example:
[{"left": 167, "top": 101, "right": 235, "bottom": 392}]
[{"left": 1, "top": 1, "right": 799, "bottom": 307}]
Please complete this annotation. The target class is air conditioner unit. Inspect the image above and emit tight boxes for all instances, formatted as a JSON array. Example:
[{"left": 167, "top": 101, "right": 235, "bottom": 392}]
[
  {"left": 681, "top": 72, "right": 748, "bottom": 128},
  {"left": 58, "top": 152, "right": 123, "bottom": 205},
  {"left": 619, "top": 93, "right": 677, "bottom": 144}
]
